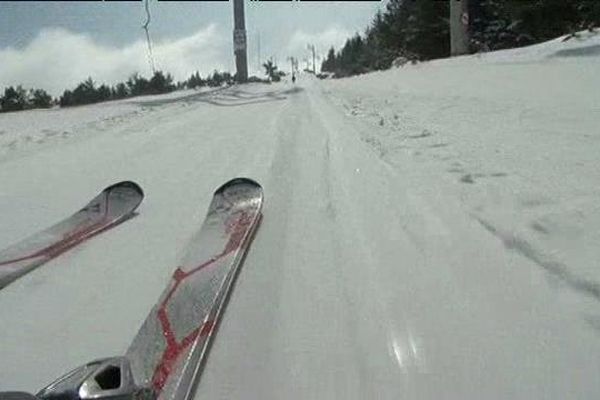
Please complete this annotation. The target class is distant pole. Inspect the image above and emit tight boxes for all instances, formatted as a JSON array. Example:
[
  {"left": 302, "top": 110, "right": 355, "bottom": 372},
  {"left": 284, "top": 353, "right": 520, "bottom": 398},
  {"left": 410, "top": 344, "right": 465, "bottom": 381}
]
[
  {"left": 233, "top": 0, "right": 248, "bottom": 82},
  {"left": 307, "top": 44, "right": 316, "bottom": 73},
  {"left": 450, "top": 0, "right": 470, "bottom": 56},
  {"left": 257, "top": 31, "right": 261, "bottom": 72},
  {"left": 288, "top": 56, "right": 297, "bottom": 74}
]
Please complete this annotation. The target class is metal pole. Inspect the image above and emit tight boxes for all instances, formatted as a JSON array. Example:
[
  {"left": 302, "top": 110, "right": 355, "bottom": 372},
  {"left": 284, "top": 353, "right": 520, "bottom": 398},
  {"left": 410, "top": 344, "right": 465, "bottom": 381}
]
[
  {"left": 307, "top": 44, "right": 316, "bottom": 73},
  {"left": 233, "top": 0, "right": 248, "bottom": 82},
  {"left": 257, "top": 31, "right": 261, "bottom": 72}
]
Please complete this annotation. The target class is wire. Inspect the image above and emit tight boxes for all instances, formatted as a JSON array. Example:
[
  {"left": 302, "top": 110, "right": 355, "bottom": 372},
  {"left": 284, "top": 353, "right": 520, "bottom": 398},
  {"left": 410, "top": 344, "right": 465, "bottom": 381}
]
[{"left": 143, "top": 0, "right": 156, "bottom": 75}]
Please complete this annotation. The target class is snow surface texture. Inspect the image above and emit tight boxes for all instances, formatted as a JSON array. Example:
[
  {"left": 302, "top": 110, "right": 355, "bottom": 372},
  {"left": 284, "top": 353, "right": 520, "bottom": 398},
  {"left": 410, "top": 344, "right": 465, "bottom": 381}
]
[{"left": 1, "top": 32, "right": 599, "bottom": 399}]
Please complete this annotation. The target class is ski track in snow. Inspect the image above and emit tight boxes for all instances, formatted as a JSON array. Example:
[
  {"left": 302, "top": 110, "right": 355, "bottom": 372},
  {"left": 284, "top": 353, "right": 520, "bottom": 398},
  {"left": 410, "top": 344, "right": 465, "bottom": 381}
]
[{"left": 1, "top": 33, "right": 600, "bottom": 399}]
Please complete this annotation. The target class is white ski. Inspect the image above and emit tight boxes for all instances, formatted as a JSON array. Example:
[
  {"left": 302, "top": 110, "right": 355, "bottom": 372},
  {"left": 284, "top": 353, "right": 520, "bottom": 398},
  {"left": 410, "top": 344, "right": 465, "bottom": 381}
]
[{"left": 0, "top": 181, "right": 144, "bottom": 289}]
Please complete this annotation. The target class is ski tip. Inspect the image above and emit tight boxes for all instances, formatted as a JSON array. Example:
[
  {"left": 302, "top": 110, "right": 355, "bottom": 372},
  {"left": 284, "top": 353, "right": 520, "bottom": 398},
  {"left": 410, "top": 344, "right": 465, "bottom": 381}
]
[
  {"left": 104, "top": 181, "right": 145, "bottom": 198},
  {"left": 214, "top": 178, "right": 262, "bottom": 196}
]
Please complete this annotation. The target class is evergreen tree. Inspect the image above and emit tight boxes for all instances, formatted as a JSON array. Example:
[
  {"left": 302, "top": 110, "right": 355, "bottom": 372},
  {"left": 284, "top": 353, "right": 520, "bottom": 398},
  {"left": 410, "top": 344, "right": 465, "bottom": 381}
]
[
  {"left": 71, "top": 77, "right": 98, "bottom": 105},
  {"left": 221, "top": 72, "right": 234, "bottom": 84},
  {"left": 379, "top": 0, "right": 416, "bottom": 58},
  {"left": 112, "top": 83, "right": 128, "bottom": 99},
  {"left": 404, "top": 0, "right": 449, "bottom": 60},
  {"left": 127, "top": 73, "right": 150, "bottom": 97},
  {"left": 59, "top": 90, "right": 74, "bottom": 107},
  {"left": 207, "top": 71, "right": 218, "bottom": 87},
  {"left": 263, "top": 60, "right": 278, "bottom": 81},
  {"left": 470, "top": 0, "right": 532, "bottom": 51},
  {"left": 364, "top": 10, "right": 397, "bottom": 70},
  {"left": 149, "top": 71, "right": 175, "bottom": 94},
  {"left": 337, "top": 34, "right": 368, "bottom": 76},
  {"left": 517, "top": 0, "right": 580, "bottom": 41},
  {"left": 187, "top": 71, "right": 205, "bottom": 89},
  {"left": 97, "top": 84, "right": 112, "bottom": 102},
  {"left": 1, "top": 86, "right": 28, "bottom": 112},
  {"left": 321, "top": 47, "right": 337, "bottom": 72},
  {"left": 575, "top": 0, "right": 600, "bottom": 30},
  {"left": 30, "top": 88, "right": 52, "bottom": 108}
]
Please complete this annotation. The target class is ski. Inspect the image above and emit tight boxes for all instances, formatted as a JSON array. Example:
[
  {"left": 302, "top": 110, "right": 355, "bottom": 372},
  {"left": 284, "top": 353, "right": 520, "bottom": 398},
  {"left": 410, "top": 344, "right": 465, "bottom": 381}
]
[
  {"left": 0, "top": 177, "right": 263, "bottom": 400},
  {"left": 0, "top": 181, "right": 144, "bottom": 290},
  {"left": 124, "top": 177, "right": 263, "bottom": 400}
]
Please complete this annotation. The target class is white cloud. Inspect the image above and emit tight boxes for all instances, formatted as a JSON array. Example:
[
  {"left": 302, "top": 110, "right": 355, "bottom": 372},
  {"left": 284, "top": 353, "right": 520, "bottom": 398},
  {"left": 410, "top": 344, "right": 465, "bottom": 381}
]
[
  {"left": 285, "top": 26, "right": 352, "bottom": 71},
  {"left": 0, "top": 26, "right": 231, "bottom": 97}
]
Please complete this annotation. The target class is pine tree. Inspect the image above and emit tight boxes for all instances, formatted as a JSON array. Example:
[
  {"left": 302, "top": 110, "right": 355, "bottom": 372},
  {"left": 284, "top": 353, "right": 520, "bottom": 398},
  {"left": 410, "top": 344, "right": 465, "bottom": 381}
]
[
  {"left": 187, "top": 72, "right": 205, "bottom": 89},
  {"left": 470, "top": 0, "right": 533, "bottom": 51},
  {"left": 1, "top": 86, "right": 28, "bottom": 112},
  {"left": 263, "top": 60, "right": 278, "bottom": 81},
  {"left": 30, "top": 88, "right": 52, "bottom": 108},
  {"left": 127, "top": 73, "right": 150, "bottom": 96},
  {"left": 364, "top": 10, "right": 396, "bottom": 70},
  {"left": 97, "top": 84, "right": 112, "bottom": 101},
  {"left": 405, "top": 0, "right": 449, "bottom": 60},
  {"left": 321, "top": 47, "right": 337, "bottom": 73},
  {"left": 149, "top": 71, "right": 175, "bottom": 94},
  {"left": 113, "top": 83, "right": 128, "bottom": 99}
]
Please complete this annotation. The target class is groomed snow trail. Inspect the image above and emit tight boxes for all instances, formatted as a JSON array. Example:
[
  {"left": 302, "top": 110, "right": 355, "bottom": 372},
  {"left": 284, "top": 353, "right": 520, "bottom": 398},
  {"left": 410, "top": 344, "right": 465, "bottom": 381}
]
[{"left": 0, "top": 75, "right": 599, "bottom": 398}]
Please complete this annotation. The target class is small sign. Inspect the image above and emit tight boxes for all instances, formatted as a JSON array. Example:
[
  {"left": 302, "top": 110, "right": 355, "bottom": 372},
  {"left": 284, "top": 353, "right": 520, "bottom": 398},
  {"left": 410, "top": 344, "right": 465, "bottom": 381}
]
[{"left": 461, "top": 12, "right": 469, "bottom": 26}]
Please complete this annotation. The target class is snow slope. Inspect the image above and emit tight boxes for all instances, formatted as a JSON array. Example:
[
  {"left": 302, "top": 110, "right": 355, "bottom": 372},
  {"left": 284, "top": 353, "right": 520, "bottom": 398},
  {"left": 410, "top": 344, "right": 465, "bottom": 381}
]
[{"left": 1, "top": 32, "right": 599, "bottom": 399}]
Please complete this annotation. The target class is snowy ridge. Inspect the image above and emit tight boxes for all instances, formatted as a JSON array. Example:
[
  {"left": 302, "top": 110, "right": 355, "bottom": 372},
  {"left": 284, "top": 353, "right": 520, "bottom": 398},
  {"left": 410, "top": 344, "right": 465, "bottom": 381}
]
[
  {"left": 0, "top": 87, "right": 227, "bottom": 162},
  {"left": 434, "top": 29, "right": 600, "bottom": 65}
]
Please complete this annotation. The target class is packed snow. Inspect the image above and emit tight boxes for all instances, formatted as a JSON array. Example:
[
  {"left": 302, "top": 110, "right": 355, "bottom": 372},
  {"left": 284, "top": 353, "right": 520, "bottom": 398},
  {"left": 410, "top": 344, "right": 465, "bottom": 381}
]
[{"left": 1, "top": 32, "right": 599, "bottom": 399}]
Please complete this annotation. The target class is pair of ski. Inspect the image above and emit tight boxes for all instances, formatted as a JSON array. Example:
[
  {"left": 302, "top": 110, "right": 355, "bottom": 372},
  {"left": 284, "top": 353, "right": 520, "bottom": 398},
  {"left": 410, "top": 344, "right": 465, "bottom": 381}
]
[{"left": 0, "top": 178, "right": 263, "bottom": 400}]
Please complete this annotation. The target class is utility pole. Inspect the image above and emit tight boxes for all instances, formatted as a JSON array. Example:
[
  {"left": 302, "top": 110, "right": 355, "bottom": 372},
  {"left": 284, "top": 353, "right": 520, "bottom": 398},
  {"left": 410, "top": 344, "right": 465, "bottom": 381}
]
[
  {"left": 257, "top": 31, "right": 261, "bottom": 72},
  {"left": 307, "top": 44, "right": 316, "bottom": 73},
  {"left": 287, "top": 56, "right": 297, "bottom": 74},
  {"left": 233, "top": 0, "right": 248, "bottom": 82},
  {"left": 450, "top": 0, "right": 470, "bottom": 56}
]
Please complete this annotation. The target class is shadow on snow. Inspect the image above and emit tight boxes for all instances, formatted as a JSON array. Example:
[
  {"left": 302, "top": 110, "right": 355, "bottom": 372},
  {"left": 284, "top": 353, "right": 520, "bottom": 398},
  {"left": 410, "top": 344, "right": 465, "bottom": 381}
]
[{"left": 135, "top": 85, "right": 304, "bottom": 108}]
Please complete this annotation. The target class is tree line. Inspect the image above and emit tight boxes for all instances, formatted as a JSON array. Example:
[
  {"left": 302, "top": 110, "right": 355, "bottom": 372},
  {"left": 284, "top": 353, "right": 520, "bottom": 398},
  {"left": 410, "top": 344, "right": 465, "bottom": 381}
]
[
  {"left": 0, "top": 86, "right": 53, "bottom": 112},
  {"left": 0, "top": 69, "right": 235, "bottom": 113},
  {"left": 322, "top": 0, "right": 600, "bottom": 77}
]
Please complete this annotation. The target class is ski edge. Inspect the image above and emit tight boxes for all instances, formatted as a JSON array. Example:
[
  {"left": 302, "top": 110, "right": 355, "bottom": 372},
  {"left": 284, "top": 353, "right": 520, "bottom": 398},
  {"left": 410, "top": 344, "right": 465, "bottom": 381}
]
[{"left": 178, "top": 211, "right": 262, "bottom": 400}]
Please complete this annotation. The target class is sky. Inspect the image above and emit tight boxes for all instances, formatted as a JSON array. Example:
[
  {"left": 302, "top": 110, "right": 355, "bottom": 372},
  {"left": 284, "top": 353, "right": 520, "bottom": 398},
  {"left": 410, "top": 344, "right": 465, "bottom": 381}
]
[{"left": 0, "top": 1, "right": 385, "bottom": 96}]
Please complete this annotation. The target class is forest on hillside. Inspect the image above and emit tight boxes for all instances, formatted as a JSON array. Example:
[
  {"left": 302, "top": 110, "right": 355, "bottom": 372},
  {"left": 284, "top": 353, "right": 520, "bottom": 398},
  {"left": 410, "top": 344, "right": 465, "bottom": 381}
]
[{"left": 321, "top": 0, "right": 600, "bottom": 77}]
